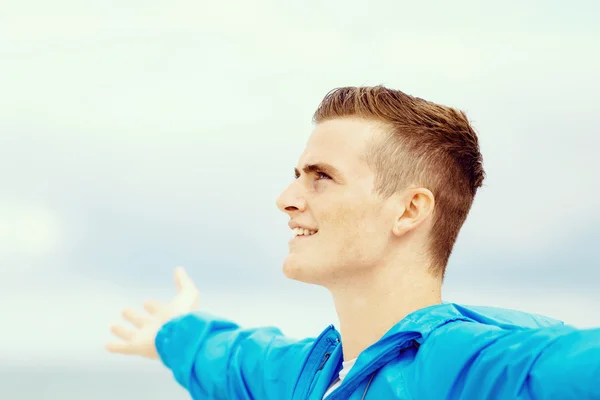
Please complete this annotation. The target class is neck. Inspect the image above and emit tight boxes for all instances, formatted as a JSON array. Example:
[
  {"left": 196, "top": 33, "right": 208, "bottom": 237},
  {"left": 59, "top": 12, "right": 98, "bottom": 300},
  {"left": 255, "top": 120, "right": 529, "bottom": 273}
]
[{"left": 328, "top": 264, "right": 442, "bottom": 361}]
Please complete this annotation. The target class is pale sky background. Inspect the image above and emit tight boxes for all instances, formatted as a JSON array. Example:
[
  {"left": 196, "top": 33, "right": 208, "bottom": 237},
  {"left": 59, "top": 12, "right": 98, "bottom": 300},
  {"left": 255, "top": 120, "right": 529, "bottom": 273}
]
[{"left": 1, "top": 0, "right": 599, "bottom": 398}]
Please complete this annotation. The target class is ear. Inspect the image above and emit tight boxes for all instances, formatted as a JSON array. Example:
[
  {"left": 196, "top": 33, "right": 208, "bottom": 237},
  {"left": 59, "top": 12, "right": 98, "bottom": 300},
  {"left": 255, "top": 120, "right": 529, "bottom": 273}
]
[{"left": 392, "top": 187, "right": 435, "bottom": 237}]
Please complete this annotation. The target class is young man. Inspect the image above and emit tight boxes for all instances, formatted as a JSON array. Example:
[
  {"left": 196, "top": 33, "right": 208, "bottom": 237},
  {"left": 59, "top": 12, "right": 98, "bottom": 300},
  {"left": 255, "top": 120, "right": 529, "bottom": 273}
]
[{"left": 107, "top": 86, "right": 600, "bottom": 399}]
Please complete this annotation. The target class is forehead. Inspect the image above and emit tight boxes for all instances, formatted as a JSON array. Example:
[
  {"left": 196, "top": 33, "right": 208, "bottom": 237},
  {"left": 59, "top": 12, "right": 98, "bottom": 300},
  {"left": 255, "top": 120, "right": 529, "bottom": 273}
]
[{"left": 298, "top": 118, "right": 383, "bottom": 176}]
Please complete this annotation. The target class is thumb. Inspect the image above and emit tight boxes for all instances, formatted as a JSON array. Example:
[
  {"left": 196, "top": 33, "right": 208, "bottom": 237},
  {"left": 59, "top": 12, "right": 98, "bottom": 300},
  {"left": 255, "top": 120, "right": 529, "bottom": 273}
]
[
  {"left": 174, "top": 266, "right": 198, "bottom": 295},
  {"left": 172, "top": 267, "right": 199, "bottom": 310},
  {"left": 174, "top": 266, "right": 191, "bottom": 292}
]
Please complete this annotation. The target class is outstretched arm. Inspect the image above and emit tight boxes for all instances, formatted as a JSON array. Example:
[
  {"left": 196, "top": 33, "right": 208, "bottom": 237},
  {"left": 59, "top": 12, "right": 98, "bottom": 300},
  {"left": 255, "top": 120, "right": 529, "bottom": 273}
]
[
  {"left": 156, "top": 312, "right": 312, "bottom": 399},
  {"left": 409, "top": 321, "right": 600, "bottom": 399},
  {"left": 106, "top": 267, "right": 310, "bottom": 399}
]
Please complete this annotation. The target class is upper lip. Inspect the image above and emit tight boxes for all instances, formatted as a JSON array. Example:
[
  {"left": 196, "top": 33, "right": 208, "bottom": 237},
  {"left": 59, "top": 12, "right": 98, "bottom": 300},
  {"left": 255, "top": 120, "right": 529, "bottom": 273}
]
[{"left": 288, "top": 221, "right": 318, "bottom": 231}]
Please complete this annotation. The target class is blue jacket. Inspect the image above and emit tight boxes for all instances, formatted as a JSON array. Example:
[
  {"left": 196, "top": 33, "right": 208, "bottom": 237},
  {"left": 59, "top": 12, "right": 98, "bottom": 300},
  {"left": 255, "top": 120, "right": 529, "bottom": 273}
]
[{"left": 155, "top": 303, "right": 600, "bottom": 399}]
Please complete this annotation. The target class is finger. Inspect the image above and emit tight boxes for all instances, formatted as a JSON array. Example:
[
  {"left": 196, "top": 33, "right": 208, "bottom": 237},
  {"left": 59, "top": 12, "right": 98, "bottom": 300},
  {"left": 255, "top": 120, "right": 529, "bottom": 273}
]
[
  {"left": 110, "top": 323, "right": 134, "bottom": 341},
  {"left": 105, "top": 341, "right": 137, "bottom": 355},
  {"left": 174, "top": 266, "right": 196, "bottom": 293},
  {"left": 143, "top": 300, "right": 165, "bottom": 315},
  {"left": 121, "top": 307, "right": 148, "bottom": 328},
  {"left": 174, "top": 267, "right": 200, "bottom": 309}
]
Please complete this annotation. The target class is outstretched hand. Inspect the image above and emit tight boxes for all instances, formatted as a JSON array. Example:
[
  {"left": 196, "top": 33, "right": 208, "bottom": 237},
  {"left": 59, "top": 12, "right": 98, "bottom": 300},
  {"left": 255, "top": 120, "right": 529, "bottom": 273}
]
[{"left": 105, "top": 266, "right": 200, "bottom": 359}]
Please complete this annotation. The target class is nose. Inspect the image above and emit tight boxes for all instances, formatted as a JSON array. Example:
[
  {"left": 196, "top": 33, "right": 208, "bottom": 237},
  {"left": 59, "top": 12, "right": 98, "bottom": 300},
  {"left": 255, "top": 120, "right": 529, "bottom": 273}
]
[{"left": 276, "top": 180, "right": 306, "bottom": 215}]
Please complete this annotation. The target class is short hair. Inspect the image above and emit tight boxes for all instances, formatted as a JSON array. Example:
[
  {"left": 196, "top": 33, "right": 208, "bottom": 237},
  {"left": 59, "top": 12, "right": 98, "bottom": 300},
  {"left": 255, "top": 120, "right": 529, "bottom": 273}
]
[{"left": 312, "top": 86, "right": 485, "bottom": 277}]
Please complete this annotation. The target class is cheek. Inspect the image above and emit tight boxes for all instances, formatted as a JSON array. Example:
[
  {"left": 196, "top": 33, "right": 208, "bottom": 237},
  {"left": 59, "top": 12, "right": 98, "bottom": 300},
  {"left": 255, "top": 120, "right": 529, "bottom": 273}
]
[
  {"left": 323, "top": 197, "right": 385, "bottom": 231},
  {"left": 323, "top": 202, "right": 389, "bottom": 257}
]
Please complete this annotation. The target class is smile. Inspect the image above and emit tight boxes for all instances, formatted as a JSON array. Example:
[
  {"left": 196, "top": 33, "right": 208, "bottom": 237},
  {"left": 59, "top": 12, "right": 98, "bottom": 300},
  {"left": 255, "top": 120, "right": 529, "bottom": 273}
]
[
  {"left": 292, "top": 227, "right": 318, "bottom": 237},
  {"left": 291, "top": 227, "right": 318, "bottom": 239}
]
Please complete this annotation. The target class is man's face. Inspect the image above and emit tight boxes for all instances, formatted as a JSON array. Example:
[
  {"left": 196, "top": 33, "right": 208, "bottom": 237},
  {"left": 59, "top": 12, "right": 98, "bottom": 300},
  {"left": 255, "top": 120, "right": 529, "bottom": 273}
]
[{"left": 276, "top": 118, "right": 398, "bottom": 285}]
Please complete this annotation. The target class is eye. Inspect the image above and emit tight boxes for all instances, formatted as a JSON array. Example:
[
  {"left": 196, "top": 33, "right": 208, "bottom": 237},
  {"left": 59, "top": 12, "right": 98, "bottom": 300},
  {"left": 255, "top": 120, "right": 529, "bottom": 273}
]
[{"left": 316, "top": 171, "right": 332, "bottom": 180}]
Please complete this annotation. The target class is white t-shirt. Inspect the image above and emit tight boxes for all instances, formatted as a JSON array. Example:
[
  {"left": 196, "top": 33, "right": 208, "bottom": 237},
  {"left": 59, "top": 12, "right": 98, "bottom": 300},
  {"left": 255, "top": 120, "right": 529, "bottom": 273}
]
[{"left": 323, "top": 358, "right": 357, "bottom": 398}]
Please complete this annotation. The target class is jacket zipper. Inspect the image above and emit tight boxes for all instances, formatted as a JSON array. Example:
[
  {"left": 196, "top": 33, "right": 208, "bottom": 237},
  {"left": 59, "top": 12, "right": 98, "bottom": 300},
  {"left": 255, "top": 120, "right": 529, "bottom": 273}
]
[
  {"left": 324, "top": 334, "right": 420, "bottom": 400},
  {"left": 305, "top": 338, "right": 340, "bottom": 397},
  {"left": 294, "top": 327, "right": 339, "bottom": 400},
  {"left": 317, "top": 352, "right": 331, "bottom": 371}
]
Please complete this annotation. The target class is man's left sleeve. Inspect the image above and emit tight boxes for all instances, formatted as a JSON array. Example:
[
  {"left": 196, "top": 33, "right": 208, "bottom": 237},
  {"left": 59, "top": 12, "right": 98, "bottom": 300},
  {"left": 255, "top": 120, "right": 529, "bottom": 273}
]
[{"left": 407, "top": 321, "right": 600, "bottom": 399}]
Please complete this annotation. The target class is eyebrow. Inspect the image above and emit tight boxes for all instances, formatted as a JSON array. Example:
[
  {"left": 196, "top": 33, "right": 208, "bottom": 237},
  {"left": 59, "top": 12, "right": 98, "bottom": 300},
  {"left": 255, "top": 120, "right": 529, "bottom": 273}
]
[{"left": 294, "top": 163, "right": 344, "bottom": 181}]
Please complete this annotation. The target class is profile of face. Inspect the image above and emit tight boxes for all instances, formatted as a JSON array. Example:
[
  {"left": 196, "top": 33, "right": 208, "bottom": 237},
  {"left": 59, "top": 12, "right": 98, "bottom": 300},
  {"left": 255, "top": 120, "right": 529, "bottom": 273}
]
[{"left": 276, "top": 118, "right": 419, "bottom": 286}]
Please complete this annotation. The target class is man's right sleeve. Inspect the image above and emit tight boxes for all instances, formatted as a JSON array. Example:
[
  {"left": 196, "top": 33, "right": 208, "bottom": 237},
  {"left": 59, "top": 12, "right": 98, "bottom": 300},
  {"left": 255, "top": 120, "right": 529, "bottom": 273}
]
[{"left": 155, "top": 312, "right": 313, "bottom": 400}]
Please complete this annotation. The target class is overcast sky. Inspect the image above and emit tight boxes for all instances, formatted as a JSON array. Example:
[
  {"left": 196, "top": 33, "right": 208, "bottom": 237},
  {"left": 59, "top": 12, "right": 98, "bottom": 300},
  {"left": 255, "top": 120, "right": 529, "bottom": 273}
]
[{"left": 1, "top": 0, "right": 599, "bottom": 369}]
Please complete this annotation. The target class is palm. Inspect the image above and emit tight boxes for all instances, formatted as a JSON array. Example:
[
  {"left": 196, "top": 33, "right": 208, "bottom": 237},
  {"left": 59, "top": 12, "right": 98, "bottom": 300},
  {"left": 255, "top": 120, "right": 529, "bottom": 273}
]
[{"left": 106, "top": 267, "right": 200, "bottom": 359}]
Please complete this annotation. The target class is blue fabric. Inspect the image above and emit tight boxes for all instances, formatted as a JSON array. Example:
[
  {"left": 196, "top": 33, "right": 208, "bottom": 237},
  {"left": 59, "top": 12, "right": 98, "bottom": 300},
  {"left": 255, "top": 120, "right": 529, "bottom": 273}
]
[{"left": 156, "top": 303, "right": 600, "bottom": 399}]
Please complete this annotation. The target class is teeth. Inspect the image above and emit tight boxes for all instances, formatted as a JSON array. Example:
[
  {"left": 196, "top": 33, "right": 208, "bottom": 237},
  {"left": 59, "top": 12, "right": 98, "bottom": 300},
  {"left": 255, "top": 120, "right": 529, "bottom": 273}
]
[{"left": 292, "top": 227, "right": 317, "bottom": 237}]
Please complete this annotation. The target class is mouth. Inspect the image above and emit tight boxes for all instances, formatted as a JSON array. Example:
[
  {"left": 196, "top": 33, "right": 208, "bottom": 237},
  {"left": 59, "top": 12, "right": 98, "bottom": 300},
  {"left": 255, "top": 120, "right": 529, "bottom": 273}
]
[{"left": 291, "top": 227, "right": 318, "bottom": 240}]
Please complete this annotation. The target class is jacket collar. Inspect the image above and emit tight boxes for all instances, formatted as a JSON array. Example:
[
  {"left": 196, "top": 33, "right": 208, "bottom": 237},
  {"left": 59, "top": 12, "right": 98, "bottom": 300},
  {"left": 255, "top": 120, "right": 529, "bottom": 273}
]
[{"left": 315, "top": 302, "right": 564, "bottom": 399}]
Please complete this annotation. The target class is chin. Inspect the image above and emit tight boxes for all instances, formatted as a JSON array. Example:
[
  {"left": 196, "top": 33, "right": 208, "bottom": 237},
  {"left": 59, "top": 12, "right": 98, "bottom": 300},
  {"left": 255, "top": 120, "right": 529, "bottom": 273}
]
[{"left": 282, "top": 255, "right": 328, "bottom": 285}]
